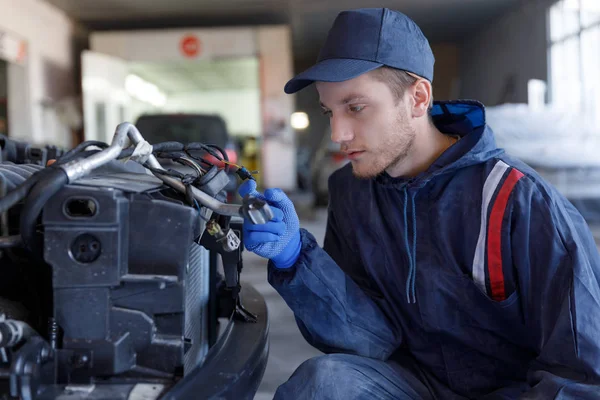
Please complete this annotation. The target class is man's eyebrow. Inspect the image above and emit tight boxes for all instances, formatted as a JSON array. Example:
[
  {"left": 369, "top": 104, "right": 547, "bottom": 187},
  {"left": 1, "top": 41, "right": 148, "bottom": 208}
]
[
  {"left": 320, "top": 95, "right": 369, "bottom": 109},
  {"left": 341, "top": 95, "right": 369, "bottom": 104}
]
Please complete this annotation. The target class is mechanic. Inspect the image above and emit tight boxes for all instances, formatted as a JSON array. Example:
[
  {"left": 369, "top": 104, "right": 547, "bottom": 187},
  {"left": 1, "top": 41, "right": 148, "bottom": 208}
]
[{"left": 238, "top": 7, "right": 600, "bottom": 400}]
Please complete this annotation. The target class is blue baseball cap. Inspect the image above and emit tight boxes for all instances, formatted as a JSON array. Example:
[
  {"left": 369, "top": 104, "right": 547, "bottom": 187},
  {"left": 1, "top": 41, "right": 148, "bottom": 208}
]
[{"left": 284, "top": 8, "right": 435, "bottom": 94}]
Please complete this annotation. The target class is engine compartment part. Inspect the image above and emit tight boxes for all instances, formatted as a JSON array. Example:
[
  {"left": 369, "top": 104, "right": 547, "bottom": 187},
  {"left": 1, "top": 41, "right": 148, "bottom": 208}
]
[
  {"left": 0, "top": 124, "right": 270, "bottom": 399},
  {"left": 0, "top": 316, "right": 36, "bottom": 347},
  {"left": 44, "top": 183, "right": 205, "bottom": 379}
]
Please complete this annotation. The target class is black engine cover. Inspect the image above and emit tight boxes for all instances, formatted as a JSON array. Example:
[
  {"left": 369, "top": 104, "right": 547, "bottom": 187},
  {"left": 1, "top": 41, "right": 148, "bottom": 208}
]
[{"left": 42, "top": 176, "right": 210, "bottom": 382}]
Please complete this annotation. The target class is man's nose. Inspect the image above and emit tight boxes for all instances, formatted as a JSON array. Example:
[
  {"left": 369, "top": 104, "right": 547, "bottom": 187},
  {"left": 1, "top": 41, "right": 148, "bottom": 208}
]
[{"left": 330, "top": 116, "right": 354, "bottom": 144}]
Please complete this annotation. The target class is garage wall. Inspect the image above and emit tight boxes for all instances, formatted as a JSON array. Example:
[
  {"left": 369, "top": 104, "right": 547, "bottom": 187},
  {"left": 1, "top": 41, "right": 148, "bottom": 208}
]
[
  {"left": 431, "top": 43, "right": 460, "bottom": 101},
  {"left": 81, "top": 51, "right": 130, "bottom": 142},
  {"left": 459, "top": 0, "right": 555, "bottom": 106},
  {"left": 257, "top": 26, "right": 296, "bottom": 191},
  {"left": 0, "top": 0, "right": 77, "bottom": 147}
]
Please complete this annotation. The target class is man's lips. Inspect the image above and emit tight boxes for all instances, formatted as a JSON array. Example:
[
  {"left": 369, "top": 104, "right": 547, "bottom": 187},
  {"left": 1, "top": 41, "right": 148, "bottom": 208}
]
[{"left": 344, "top": 150, "right": 365, "bottom": 160}]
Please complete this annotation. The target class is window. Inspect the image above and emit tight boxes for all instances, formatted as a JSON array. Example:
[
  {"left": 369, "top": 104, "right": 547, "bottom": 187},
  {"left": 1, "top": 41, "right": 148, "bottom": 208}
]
[{"left": 549, "top": 0, "right": 600, "bottom": 125}]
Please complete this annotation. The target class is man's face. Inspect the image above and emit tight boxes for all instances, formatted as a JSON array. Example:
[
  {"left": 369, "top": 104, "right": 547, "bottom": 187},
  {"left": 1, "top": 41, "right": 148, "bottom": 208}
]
[{"left": 316, "top": 72, "right": 416, "bottom": 179}]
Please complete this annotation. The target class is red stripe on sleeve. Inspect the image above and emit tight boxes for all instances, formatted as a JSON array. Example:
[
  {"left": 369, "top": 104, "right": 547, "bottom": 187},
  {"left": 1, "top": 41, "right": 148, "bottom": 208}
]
[{"left": 487, "top": 169, "right": 524, "bottom": 301}]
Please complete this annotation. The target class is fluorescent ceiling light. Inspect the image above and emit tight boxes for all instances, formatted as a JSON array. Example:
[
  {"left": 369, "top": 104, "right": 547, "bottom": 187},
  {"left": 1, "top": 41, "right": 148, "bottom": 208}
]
[{"left": 125, "top": 74, "right": 167, "bottom": 107}]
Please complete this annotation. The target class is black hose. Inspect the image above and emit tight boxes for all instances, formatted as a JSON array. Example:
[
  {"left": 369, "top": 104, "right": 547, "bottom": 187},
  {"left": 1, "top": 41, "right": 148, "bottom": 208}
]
[
  {"left": 0, "top": 319, "right": 36, "bottom": 348},
  {"left": 154, "top": 151, "right": 187, "bottom": 160},
  {"left": 0, "top": 164, "right": 43, "bottom": 189},
  {"left": 205, "top": 144, "right": 229, "bottom": 162},
  {"left": 0, "top": 235, "right": 21, "bottom": 248},
  {"left": 56, "top": 140, "right": 108, "bottom": 165},
  {"left": 154, "top": 142, "right": 188, "bottom": 152},
  {"left": 19, "top": 168, "right": 69, "bottom": 254},
  {"left": 118, "top": 141, "right": 185, "bottom": 159},
  {"left": 143, "top": 164, "right": 181, "bottom": 178},
  {"left": 205, "top": 144, "right": 230, "bottom": 173},
  {"left": 218, "top": 214, "right": 231, "bottom": 231},
  {"left": 0, "top": 168, "right": 53, "bottom": 215},
  {"left": 64, "top": 140, "right": 108, "bottom": 156},
  {"left": 186, "top": 143, "right": 224, "bottom": 161},
  {"left": 0, "top": 164, "right": 42, "bottom": 187}
]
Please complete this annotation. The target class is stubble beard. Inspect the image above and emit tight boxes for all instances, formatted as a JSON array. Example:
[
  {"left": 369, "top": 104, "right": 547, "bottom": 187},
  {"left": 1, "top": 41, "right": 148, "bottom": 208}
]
[{"left": 351, "top": 112, "right": 416, "bottom": 180}]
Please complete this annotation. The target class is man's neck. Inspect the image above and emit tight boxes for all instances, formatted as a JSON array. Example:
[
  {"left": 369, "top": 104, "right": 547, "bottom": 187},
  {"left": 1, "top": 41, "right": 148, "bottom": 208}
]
[{"left": 386, "top": 123, "right": 452, "bottom": 178}]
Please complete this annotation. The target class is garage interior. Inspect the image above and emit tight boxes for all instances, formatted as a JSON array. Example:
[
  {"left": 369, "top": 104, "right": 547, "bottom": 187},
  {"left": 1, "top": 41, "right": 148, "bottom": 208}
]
[{"left": 128, "top": 57, "right": 260, "bottom": 137}]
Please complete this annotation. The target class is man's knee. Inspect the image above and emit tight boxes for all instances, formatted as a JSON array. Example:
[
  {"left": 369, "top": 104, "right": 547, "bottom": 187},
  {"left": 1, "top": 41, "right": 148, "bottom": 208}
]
[
  {"left": 275, "top": 354, "right": 377, "bottom": 399},
  {"left": 275, "top": 353, "right": 431, "bottom": 400},
  {"left": 295, "top": 354, "right": 356, "bottom": 384}
]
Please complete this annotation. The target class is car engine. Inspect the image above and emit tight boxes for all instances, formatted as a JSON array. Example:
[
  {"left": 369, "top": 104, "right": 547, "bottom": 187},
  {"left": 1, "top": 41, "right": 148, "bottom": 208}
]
[{"left": 0, "top": 123, "right": 270, "bottom": 400}]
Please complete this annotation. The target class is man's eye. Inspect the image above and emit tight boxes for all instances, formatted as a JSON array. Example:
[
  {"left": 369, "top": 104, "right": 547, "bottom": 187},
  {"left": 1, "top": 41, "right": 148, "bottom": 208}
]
[
  {"left": 321, "top": 109, "right": 332, "bottom": 117},
  {"left": 349, "top": 105, "right": 365, "bottom": 113}
]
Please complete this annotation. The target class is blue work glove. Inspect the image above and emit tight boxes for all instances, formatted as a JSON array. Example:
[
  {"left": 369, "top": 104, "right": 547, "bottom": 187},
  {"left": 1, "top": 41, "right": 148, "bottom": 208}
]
[{"left": 238, "top": 180, "right": 301, "bottom": 269}]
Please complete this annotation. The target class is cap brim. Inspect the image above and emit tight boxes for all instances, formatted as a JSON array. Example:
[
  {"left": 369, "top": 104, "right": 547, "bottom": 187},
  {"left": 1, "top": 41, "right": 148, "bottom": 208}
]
[{"left": 284, "top": 58, "right": 383, "bottom": 94}]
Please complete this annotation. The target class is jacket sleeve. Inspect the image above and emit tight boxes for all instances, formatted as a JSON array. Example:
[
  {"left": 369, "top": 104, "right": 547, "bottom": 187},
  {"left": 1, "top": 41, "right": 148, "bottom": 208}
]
[
  {"left": 491, "top": 177, "right": 600, "bottom": 399},
  {"left": 267, "top": 226, "right": 402, "bottom": 360}
]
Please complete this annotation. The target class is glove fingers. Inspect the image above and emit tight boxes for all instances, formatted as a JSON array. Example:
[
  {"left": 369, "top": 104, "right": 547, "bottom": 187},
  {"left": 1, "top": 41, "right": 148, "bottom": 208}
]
[
  {"left": 244, "top": 220, "right": 285, "bottom": 235},
  {"left": 240, "top": 186, "right": 300, "bottom": 261},
  {"left": 244, "top": 232, "right": 281, "bottom": 247},
  {"left": 264, "top": 188, "right": 288, "bottom": 204},
  {"left": 269, "top": 207, "right": 284, "bottom": 222},
  {"left": 238, "top": 179, "right": 259, "bottom": 198}
]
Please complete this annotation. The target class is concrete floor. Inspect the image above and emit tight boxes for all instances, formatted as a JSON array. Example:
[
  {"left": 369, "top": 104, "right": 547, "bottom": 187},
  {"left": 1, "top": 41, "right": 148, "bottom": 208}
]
[{"left": 244, "top": 207, "right": 327, "bottom": 400}]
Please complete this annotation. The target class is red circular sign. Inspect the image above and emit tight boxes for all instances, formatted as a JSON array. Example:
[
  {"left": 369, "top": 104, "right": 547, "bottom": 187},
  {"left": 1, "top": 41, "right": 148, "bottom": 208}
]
[{"left": 180, "top": 35, "right": 201, "bottom": 58}]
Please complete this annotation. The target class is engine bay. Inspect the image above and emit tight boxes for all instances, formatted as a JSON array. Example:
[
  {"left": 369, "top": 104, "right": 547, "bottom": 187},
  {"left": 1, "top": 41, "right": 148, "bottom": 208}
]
[{"left": 0, "top": 123, "right": 271, "bottom": 400}]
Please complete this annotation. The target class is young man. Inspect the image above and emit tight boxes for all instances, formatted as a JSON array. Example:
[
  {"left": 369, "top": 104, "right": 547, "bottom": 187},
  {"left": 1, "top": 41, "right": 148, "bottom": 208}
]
[{"left": 239, "top": 8, "right": 600, "bottom": 399}]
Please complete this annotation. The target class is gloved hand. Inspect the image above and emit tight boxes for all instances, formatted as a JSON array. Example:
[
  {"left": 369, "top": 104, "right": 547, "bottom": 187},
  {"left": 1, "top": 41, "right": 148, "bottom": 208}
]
[{"left": 238, "top": 180, "right": 301, "bottom": 269}]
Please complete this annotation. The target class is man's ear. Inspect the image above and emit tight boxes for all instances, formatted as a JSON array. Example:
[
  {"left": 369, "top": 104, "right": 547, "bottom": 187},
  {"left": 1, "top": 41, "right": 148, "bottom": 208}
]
[{"left": 409, "top": 80, "right": 432, "bottom": 118}]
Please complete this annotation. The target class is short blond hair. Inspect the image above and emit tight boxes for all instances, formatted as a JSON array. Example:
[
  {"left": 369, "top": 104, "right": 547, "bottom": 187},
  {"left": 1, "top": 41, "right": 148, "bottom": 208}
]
[{"left": 370, "top": 67, "right": 433, "bottom": 110}]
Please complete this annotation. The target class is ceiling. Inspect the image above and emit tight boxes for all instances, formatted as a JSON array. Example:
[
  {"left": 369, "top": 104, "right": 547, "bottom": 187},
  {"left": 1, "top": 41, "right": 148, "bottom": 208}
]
[
  {"left": 128, "top": 57, "right": 260, "bottom": 94},
  {"left": 45, "top": 0, "right": 523, "bottom": 61}
]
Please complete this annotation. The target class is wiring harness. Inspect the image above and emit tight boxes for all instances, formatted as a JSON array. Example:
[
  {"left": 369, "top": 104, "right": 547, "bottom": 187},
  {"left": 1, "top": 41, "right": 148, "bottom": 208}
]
[{"left": 0, "top": 122, "right": 272, "bottom": 255}]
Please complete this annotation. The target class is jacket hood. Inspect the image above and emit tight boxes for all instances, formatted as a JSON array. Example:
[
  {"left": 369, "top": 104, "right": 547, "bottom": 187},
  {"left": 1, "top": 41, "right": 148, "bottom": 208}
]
[{"left": 375, "top": 100, "right": 504, "bottom": 188}]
